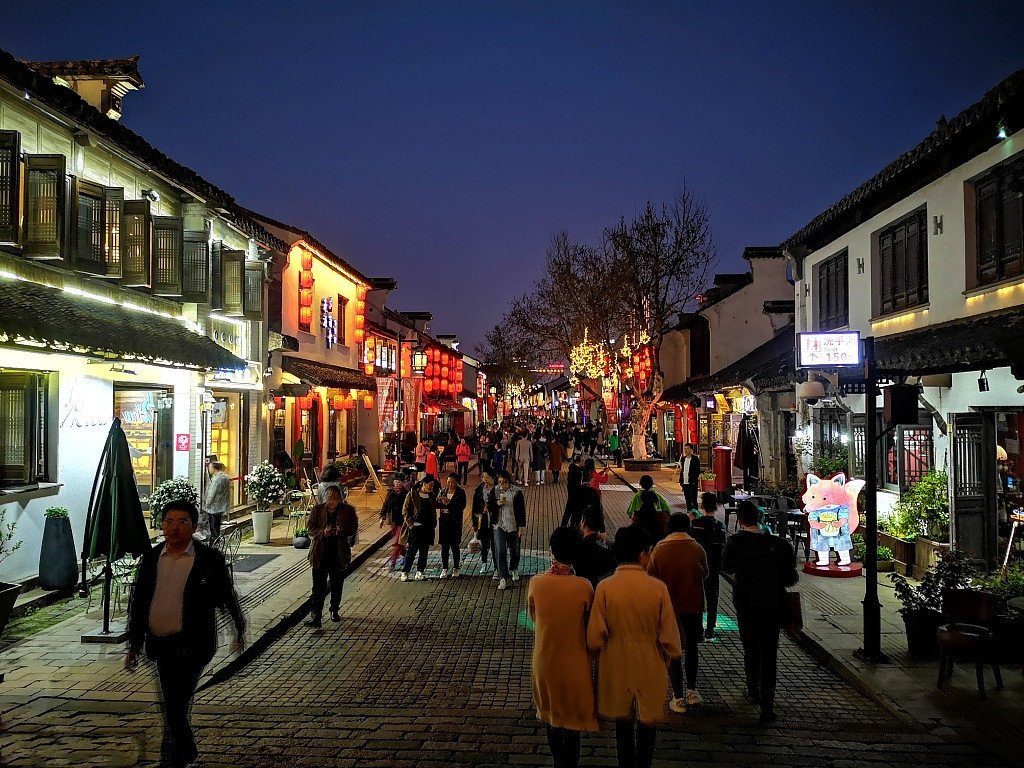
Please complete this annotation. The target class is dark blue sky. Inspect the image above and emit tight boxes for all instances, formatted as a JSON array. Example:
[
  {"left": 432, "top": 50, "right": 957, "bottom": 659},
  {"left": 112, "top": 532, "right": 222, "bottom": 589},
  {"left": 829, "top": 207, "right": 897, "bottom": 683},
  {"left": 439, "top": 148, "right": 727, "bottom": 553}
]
[{"left": 9, "top": 2, "right": 1024, "bottom": 353}]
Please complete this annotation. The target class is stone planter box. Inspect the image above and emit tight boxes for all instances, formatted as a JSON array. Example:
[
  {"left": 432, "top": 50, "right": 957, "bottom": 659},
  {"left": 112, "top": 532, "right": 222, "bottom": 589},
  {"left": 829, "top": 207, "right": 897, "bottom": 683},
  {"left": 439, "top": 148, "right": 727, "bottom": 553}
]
[
  {"left": 878, "top": 532, "right": 915, "bottom": 576},
  {"left": 913, "top": 535, "right": 950, "bottom": 580},
  {"left": 876, "top": 559, "right": 895, "bottom": 573},
  {"left": 623, "top": 459, "right": 662, "bottom": 472},
  {"left": 39, "top": 516, "right": 78, "bottom": 591}
]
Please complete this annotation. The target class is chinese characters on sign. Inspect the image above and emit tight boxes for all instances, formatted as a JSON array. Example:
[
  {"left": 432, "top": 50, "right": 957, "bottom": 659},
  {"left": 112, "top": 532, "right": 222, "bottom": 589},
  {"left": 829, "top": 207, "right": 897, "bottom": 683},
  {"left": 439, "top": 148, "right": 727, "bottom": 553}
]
[
  {"left": 798, "top": 332, "right": 862, "bottom": 368},
  {"left": 321, "top": 296, "right": 337, "bottom": 348},
  {"left": 175, "top": 433, "right": 191, "bottom": 452}
]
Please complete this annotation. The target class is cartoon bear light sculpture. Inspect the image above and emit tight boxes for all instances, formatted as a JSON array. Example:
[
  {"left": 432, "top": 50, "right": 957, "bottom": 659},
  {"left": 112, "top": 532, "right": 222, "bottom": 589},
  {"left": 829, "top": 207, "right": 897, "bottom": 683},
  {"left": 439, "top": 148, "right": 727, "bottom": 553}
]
[{"left": 802, "top": 473, "right": 866, "bottom": 567}]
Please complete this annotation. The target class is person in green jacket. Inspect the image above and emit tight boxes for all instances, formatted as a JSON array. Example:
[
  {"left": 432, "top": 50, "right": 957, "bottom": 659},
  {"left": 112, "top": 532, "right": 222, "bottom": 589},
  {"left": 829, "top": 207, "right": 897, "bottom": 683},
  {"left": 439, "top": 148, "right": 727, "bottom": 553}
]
[
  {"left": 608, "top": 429, "right": 621, "bottom": 466},
  {"left": 626, "top": 474, "right": 672, "bottom": 519}
]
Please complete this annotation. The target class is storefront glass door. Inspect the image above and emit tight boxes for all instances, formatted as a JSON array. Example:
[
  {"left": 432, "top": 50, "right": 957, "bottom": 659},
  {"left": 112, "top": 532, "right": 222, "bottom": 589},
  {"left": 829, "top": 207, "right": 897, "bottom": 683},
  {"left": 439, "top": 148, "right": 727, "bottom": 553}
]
[{"left": 114, "top": 387, "right": 173, "bottom": 511}]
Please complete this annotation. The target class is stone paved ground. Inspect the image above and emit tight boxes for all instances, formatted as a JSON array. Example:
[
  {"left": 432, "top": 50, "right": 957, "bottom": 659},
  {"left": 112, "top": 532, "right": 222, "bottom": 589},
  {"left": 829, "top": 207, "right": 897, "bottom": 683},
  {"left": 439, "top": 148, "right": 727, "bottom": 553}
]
[{"left": 0, "top": 469, "right": 1013, "bottom": 767}]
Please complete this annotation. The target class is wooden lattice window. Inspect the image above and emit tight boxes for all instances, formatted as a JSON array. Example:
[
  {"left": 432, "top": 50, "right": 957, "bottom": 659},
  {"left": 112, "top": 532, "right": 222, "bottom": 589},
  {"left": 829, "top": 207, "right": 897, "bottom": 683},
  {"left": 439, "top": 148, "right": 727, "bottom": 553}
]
[
  {"left": 816, "top": 250, "right": 848, "bottom": 331},
  {"left": 181, "top": 230, "right": 210, "bottom": 303},
  {"left": 0, "top": 370, "right": 51, "bottom": 487},
  {"left": 243, "top": 261, "right": 264, "bottom": 320},
  {"left": 102, "top": 187, "right": 124, "bottom": 278},
  {"left": 121, "top": 199, "right": 152, "bottom": 287},
  {"left": 879, "top": 209, "right": 928, "bottom": 315},
  {"left": 221, "top": 249, "right": 245, "bottom": 316},
  {"left": 977, "top": 162, "right": 1024, "bottom": 286},
  {"left": 211, "top": 241, "right": 224, "bottom": 310},
  {"left": 0, "top": 130, "right": 21, "bottom": 247},
  {"left": 73, "top": 178, "right": 106, "bottom": 275},
  {"left": 23, "top": 154, "right": 67, "bottom": 261},
  {"left": 151, "top": 216, "right": 184, "bottom": 296}
]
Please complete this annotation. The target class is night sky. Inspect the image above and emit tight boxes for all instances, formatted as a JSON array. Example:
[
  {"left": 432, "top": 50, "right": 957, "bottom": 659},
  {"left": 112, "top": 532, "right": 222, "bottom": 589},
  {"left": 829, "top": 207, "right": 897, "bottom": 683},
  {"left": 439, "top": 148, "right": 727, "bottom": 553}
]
[{"left": 9, "top": 2, "right": 1024, "bottom": 354}]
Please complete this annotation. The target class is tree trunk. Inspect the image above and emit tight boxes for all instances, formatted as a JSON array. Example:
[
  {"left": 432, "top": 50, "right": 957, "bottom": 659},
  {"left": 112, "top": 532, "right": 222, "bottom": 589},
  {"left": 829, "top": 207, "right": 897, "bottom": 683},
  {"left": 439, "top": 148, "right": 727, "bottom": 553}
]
[{"left": 630, "top": 397, "right": 656, "bottom": 460}]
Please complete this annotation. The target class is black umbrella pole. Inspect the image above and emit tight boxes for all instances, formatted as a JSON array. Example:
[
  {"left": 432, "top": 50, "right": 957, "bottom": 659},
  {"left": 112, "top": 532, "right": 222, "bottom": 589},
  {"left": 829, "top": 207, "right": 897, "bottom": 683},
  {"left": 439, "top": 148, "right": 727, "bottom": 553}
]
[{"left": 102, "top": 561, "right": 113, "bottom": 635}]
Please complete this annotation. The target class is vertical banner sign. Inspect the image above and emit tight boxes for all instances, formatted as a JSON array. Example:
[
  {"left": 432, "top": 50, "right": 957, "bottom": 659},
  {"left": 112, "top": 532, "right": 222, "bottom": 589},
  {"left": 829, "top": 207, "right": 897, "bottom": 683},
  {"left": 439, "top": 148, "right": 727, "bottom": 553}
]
[
  {"left": 402, "top": 378, "right": 421, "bottom": 431},
  {"left": 376, "top": 378, "right": 395, "bottom": 433}
]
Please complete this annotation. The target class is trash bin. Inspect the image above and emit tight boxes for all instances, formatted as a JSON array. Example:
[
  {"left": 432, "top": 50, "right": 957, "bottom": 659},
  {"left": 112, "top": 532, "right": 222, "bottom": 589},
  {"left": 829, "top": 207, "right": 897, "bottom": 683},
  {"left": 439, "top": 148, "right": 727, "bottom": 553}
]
[{"left": 713, "top": 445, "right": 733, "bottom": 493}]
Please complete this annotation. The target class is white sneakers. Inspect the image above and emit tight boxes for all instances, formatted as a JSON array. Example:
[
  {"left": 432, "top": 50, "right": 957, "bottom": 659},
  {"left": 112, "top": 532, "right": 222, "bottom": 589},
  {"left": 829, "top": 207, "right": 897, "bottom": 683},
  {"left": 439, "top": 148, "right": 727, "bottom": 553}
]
[
  {"left": 511, "top": 570, "right": 520, "bottom": 582},
  {"left": 686, "top": 689, "right": 702, "bottom": 706},
  {"left": 669, "top": 698, "right": 687, "bottom": 714},
  {"left": 439, "top": 569, "right": 448, "bottom": 579},
  {"left": 669, "top": 690, "right": 701, "bottom": 713},
  {"left": 400, "top": 572, "right": 409, "bottom": 582},
  {"left": 414, "top": 571, "right": 425, "bottom": 581},
  {"left": 498, "top": 579, "right": 508, "bottom": 590},
  {"left": 492, "top": 571, "right": 500, "bottom": 580},
  {"left": 452, "top": 569, "right": 460, "bottom": 578}
]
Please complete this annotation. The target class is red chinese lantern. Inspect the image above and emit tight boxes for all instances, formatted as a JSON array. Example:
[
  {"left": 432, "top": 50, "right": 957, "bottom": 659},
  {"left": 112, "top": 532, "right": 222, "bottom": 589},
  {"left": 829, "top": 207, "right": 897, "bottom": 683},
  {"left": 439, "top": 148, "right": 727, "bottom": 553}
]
[
  {"left": 298, "top": 395, "right": 312, "bottom": 410},
  {"left": 363, "top": 394, "right": 374, "bottom": 410},
  {"left": 426, "top": 363, "right": 434, "bottom": 377},
  {"left": 332, "top": 394, "right": 344, "bottom": 410},
  {"left": 299, "top": 306, "right": 313, "bottom": 326},
  {"left": 424, "top": 379, "right": 434, "bottom": 394},
  {"left": 354, "top": 328, "right": 364, "bottom": 342},
  {"left": 299, "top": 288, "right": 314, "bottom": 307},
  {"left": 357, "top": 286, "right": 368, "bottom": 301},
  {"left": 301, "top": 252, "right": 313, "bottom": 270},
  {"left": 441, "top": 365, "right": 449, "bottom": 378},
  {"left": 299, "top": 271, "right": 314, "bottom": 289},
  {"left": 354, "top": 314, "right": 365, "bottom": 329},
  {"left": 355, "top": 299, "right": 366, "bottom": 314},
  {"left": 364, "top": 362, "right": 374, "bottom": 375}
]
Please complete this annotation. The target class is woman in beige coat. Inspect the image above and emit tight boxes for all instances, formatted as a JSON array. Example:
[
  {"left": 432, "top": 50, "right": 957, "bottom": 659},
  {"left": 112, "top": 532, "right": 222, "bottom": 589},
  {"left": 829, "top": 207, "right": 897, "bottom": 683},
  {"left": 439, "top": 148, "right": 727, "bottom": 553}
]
[
  {"left": 588, "top": 526, "right": 681, "bottom": 768},
  {"left": 528, "top": 527, "right": 598, "bottom": 768}
]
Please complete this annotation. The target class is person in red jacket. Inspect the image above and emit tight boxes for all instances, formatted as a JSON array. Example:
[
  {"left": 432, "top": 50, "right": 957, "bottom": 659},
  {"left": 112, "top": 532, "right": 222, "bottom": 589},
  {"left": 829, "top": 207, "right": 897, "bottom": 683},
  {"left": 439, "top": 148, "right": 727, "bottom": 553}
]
[{"left": 456, "top": 437, "right": 472, "bottom": 485}]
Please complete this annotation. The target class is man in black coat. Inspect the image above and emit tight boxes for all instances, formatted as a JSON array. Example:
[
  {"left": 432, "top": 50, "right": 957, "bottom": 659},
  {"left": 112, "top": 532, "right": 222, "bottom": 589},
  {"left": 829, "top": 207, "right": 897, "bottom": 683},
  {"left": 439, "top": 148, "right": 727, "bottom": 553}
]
[
  {"left": 690, "top": 493, "right": 727, "bottom": 639},
  {"left": 678, "top": 442, "right": 701, "bottom": 512},
  {"left": 126, "top": 500, "right": 245, "bottom": 767},
  {"left": 573, "top": 506, "right": 616, "bottom": 588},
  {"left": 721, "top": 500, "right": 798, "bottom": 724}
]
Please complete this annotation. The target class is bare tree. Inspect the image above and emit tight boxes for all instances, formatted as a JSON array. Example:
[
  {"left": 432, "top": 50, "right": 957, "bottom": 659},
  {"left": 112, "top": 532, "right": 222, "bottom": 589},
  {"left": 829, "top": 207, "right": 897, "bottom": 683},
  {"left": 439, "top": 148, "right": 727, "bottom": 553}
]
[{"left": 475, "top": 322, "right": 537, "bottom": 411}]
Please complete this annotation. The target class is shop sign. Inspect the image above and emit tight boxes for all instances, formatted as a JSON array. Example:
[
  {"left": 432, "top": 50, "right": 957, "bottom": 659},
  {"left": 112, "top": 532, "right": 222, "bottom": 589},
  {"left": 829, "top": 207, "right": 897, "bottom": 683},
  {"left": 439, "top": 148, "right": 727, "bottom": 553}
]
[
  {"left": 60, "top": 377, "right": 112, "bottom": 430},
  {"left": 798, "top": 332, "right": 861, "bottom": 368},
  {"left": 175, "top": 433, "right": 191, "bottom": 451}
]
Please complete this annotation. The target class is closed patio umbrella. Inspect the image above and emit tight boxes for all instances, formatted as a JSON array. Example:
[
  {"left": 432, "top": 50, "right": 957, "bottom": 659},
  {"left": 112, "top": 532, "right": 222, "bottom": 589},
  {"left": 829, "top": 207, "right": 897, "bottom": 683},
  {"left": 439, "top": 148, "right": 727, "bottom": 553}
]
[{"left": 79, "top": 417, "right": 152, "bottom": 639}]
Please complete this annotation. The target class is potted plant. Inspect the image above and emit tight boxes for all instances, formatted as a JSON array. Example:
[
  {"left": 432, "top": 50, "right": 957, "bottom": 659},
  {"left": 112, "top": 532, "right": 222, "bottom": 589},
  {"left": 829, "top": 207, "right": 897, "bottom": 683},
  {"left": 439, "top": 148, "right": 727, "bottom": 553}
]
[
  {"left": 38, "top": 507, "right": 78, "bottom": 590},
  {"left": 876, "top": 545, "right": 895, "bottom": 573},
  {"left": 292, "top": 527, "right": 310, "bottom": 549},
  {"left": 890, "top": 550, "right": 975, "bottom": 657},
  {"left": 149, "top": 477, "right": 200, "bottom": 530},
  {"left": 887, "top": 470, "right": 950, "bottom": 578},
  {"left": 974, "top": 562, "right": 1024, "bottom": 662},
  {"left": 0, "top": 509, "right": 23, "bottom": 638},
  {"left": 245, "top": 461, "right": 286, "bottom": 544},
  {"left": 698, "top": 471, "right": 717, "bottom": 493}
]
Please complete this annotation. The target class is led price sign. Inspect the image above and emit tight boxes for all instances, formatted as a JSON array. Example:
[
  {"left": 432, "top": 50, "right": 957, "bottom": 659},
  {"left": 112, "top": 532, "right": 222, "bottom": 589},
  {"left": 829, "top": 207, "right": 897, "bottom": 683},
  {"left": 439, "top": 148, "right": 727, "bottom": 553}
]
[{"left": 798, "top": 332, "right": 862, "bottom": 368}]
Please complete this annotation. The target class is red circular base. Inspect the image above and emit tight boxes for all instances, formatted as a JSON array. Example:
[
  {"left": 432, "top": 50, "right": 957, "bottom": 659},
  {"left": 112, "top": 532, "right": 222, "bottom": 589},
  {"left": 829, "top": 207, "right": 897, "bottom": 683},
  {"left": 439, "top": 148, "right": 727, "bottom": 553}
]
[{"left": 803, "top": 561, "right": 863, "bottom": 578}]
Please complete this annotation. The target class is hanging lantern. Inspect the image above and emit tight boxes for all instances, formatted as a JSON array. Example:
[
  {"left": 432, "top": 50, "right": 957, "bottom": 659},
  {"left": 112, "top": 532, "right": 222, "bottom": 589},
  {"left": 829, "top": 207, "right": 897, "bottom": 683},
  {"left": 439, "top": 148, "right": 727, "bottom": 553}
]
[
  {"left": 355, "top": 299, "right": 365, "bottom": 314},
  {"left": 354, "top": 314, "right": 365, "bottom": 329},
  {"left": 300, "top": 271, "right": 314, "bottom": 289},
  {"left": 424, "top": 379, "right": 434, "bottom": 394},
  {"left": 425, "top": 363, "right": 434, "bottom": 377},
  {"left": 299, "top": 288, "right": 314, "bottom": 307},
  {"left": 363, "top": 394, "right": 374, "bottom": 410},
  {"left": 299, "top": 306, "right": 313, "bottom": 326},
  {"left": 332, "top": 394, "right": 344, "bottom": 410},
  {"left": 364, "top": 362, "right": 374, "bottom": 375},
  {"left": 301, "top": 252, "right": 313, "bottom": 270},
  {"left": 441, "top": 365, "right": 449, "bottom": 378},
  {"left": 357, "top": 286, "right": 368, "bottom": 301}
]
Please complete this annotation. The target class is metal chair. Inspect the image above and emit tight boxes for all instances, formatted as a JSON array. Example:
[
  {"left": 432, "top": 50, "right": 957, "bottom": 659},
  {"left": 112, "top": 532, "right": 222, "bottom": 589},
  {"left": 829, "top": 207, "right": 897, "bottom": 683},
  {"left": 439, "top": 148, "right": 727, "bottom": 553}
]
[
  {"left": 285, "top": 489, "right": 312, "bottom": 535},
  {"left": 936, "top": 589, "right": 1003, "bottom": 698}
]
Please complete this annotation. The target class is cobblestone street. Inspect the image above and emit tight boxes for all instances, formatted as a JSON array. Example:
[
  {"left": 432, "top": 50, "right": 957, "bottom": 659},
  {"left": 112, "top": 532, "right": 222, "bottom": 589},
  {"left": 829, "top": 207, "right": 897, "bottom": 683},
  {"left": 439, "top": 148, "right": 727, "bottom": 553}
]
[{"left": 0, "top": 472, "right": 1013, "bottom": 767}]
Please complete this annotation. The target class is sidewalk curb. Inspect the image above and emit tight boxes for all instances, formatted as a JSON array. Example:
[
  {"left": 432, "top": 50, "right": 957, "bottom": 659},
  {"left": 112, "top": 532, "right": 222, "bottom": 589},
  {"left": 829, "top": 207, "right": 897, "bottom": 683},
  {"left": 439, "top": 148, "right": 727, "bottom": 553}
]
[{"left": 197, "top": 527, "right": 392, "bottom": 693}]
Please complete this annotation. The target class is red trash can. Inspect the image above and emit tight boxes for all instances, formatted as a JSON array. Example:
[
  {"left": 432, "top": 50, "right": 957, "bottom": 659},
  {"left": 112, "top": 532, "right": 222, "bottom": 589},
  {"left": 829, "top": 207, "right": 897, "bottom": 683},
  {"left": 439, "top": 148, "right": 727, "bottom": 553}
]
[{"left": 713, "top": 445, "right": 733, "bottom": 492}]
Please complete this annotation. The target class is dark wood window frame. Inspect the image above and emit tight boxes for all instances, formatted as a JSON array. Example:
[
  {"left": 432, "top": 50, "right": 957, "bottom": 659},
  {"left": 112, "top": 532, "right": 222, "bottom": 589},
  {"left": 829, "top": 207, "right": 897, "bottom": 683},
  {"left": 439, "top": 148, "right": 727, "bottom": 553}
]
[
  {"left": 221, "top": 249, "right": 246, "bottom": 317},
  {"left": 816, "top": 250, "right": 849, "bottom": 331},
  {"left": 337, "top": 295, "right": 348, "bottom": 345},
  {"left": 0, "top": 130, "right": 21, "bottom": 248},
  {"left": 976, "top": 159, "right": 1024, "bottom": 286},
  {"left": 0, "top": 370, "right": 52, "bottom": 487},
  {"left": 23, "top": 154, "right": 69, "bottom": 262},
  {"left": 121, "top": 199, "right": 153, "bottom": 287},
  {"left": 72, "top": 178, "right": 107, "bottom": 275},
  {"left": 878, "top": 209, "right": 928, "bottom": 315},
  {"left": 243, "top": 261, "right": 264, "bottom": 320},
  {"left": 181, "top": 230, "right": 210, "bottom": 303},
  {"left": 151, "top": 216, "right": 184, "bottom": 296}
]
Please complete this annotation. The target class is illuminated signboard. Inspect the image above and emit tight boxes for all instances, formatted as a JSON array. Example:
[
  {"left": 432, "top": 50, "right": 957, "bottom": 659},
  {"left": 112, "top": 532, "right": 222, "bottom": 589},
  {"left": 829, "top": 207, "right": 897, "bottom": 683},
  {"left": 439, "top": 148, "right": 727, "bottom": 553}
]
[{"left": 797, "top": 332, "right": 861, "bottom": 368}]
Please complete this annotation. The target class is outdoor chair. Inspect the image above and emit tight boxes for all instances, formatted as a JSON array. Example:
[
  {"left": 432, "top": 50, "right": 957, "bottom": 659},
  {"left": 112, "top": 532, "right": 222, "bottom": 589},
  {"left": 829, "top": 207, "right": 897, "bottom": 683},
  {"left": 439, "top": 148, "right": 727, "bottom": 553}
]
[
  {"left": 224, "top": 527, "right": 242, "bottom": 579},
  {"left": 285, "top": 489, "right": 311, "bottom": 535},
  {"left": 936, "top": 588, "right": 1003, "bottom": 698}
]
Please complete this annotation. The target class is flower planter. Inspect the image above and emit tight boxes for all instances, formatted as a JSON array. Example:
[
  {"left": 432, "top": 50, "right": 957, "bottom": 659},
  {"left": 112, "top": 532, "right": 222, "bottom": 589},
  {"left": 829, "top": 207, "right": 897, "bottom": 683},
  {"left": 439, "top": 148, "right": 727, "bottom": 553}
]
[
  {"left": 699, "top": 480, "right": 717, "bottom": 493},
  {"left": 251, "top": 510, "right": 274, "bottom": 544},
  {"left": 878, "top": 532, "right": 915, "bottom": 576},
  {"left": 38, "top": 516, "right": 78, "bottom": 591},
  {"left": 902, "top": 609, "right": 943, "bottom": 658},
  {"left": 0, "top": 581, "right": 21, "bottom": 638},
  {"left": 292, "top": 536, "right": 310, "bottom": 549},
  {"left": 913, "top": 536, "right": 951, "bottom": 580},
  {"left": 876, "top": 559, "right": 894, "bottom": 573}
]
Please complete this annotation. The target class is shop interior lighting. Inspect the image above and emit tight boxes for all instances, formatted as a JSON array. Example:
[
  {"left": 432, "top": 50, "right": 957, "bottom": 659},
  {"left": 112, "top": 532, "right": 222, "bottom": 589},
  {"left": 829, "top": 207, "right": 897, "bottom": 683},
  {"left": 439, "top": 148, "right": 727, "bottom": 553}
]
[{"left": 997, "top": 122, "right": 1009, "bottom": 141}]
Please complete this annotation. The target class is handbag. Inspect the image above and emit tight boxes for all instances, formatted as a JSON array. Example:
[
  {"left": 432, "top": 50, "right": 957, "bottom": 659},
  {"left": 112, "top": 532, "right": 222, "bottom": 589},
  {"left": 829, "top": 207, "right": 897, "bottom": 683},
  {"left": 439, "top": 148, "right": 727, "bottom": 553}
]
[
  {"left": 468, "top": 534, "right": 481, "bottom": 555},
  {"left": 783, "top": 590, "right": 803, "bottom": 632}
]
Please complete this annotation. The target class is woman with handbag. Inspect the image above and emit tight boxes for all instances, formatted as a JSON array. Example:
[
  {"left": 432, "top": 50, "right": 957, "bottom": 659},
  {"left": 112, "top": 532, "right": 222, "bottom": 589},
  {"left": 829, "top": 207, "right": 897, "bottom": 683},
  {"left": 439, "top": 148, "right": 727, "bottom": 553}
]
[
  {"left": 305, "top": 485, "right": 359, "bottom": 628},
  {"left": 471, "top": 470, "right": 499, "bottom": 575},
  {"left": 379, "top": 474, "right": 409, "bottom": 570},
  {"left": 436, "top": 472, "right": 467, "bottom": 578}
]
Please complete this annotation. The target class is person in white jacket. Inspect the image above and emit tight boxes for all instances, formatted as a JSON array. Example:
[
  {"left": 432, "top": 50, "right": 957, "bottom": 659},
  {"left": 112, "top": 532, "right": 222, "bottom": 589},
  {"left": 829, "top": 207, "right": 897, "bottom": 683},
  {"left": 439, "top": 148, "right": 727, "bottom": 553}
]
[{"left": 515, "top": 433, "right": 534, "bottom": 487}]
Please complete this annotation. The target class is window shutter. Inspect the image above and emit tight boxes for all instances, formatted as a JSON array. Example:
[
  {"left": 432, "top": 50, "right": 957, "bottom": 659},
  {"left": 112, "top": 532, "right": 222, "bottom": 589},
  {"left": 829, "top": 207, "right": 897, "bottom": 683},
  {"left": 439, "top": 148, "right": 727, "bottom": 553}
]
[
  {"left": 222, "top": 249, "right": 245, "bottom": 316},
  {"left": 210, "top": 240, "right": 224, "bottom": 311},
  {"left": 72, "top": 178, "right": 106, "bottom": 275},
  {"left": 181, "top": 230, "right": 210, "bottom": 303},
  {"left": 243, "top": 261, "right": 264, "bottom": 320},
  {"left": 0, "top": 372, "right": 32, "bottom": 485},
  {"left": 102, "top": 187, "right": 123, "bottom": 278},
  {"left": 23, "top": 154, "right": 68, "bottom": 261},
  {"left": 0, "top": 130, "right": 21, "bottom": 248},
  {"left": 151, "top": 216, "right": 184, "bottom": 296},
  {"left": 121, "top": 199, "right": 152, "bottom": 287}
]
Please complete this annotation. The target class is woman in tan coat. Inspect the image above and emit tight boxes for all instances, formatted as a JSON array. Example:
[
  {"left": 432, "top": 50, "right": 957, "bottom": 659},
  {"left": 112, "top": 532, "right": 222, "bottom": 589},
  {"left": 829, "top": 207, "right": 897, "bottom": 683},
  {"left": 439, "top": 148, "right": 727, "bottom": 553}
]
[
  {"left": 548, "top": 437, "right": 566, "bottom": 484},
  {"left": 588, "top": 526, "right": 681, "bottom": 768},
  {"left": 528, "top": 527, "right": 598, "bottom": 768},
  {"left": 305, "top": 485, "right": 359, "bottom": 628}
]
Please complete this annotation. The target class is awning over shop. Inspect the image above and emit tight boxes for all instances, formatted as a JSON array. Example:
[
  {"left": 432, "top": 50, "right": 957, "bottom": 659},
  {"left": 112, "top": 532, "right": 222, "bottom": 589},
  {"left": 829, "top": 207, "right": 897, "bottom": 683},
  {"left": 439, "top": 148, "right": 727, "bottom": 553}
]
[
  {"left": 690, "top": 325, "right": 797, "bottom": 394},
  {"left": 874, "top": 307, "right": 1024, "bottom": 375},
  {"left": 424, "top": 397, "right": 470, "bottom": 413},
  {"left": 0, "top": 277, "right": 246, "bottom": 371},
  {"left": 661, "top": 382, "right": 696, "bottom": 403},
  {"left": 281, "top": 356, "right": 377, "bottom": 391}
]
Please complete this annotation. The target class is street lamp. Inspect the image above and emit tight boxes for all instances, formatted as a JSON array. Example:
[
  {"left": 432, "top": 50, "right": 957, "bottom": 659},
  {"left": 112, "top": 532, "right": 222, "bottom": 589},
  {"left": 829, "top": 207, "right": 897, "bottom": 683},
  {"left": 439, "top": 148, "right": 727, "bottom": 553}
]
[
  {"left": 396, "top": 339, "right": 426, "bottom": 465},
  {"left": 412, "top": 348, "right": 428, "bottom": 376}
]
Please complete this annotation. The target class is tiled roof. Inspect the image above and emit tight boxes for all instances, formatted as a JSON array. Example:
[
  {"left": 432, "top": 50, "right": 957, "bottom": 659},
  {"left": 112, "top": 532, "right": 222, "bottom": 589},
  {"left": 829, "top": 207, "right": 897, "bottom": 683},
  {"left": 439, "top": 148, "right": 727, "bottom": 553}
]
[
  {"left": 281, "top": 356, "right": 377, "bottom": 392},
  {"left": 874, "top": 308, "right": 1024, "bottom": 375},
  {"left": 689, "top": 325, "right": 797, "bottom": 394},
  {"left": 783, "top": 68, "right": 1024, "bottom": 255},
  {"left": 1, "top": 49, "right": 285, "bottom": 252},
  {"left": 0, "top": 277, "right": 246, "bottom": 370},
  {"left": 743, "top": 246, "right": 784, "bottom": 260},
  {"left": 22, "top": 56, "right": 144, "bottom": 86}
]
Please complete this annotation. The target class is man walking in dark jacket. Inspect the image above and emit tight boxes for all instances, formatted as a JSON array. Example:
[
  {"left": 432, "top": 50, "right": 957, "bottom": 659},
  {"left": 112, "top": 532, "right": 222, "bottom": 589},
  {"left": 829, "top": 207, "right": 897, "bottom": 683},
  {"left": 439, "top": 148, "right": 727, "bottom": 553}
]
[
  {"left": 125, "top": 500, "right": 245, "bottom": 767},
  {"left": 690, "top": 493, "right": 727, "bottom": 639},
  {"left": 574, "top": 506, "right": 616, "bottom": 588},
  {"left": 721, "top": 500, "right": 798, "bottom": 723}
]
